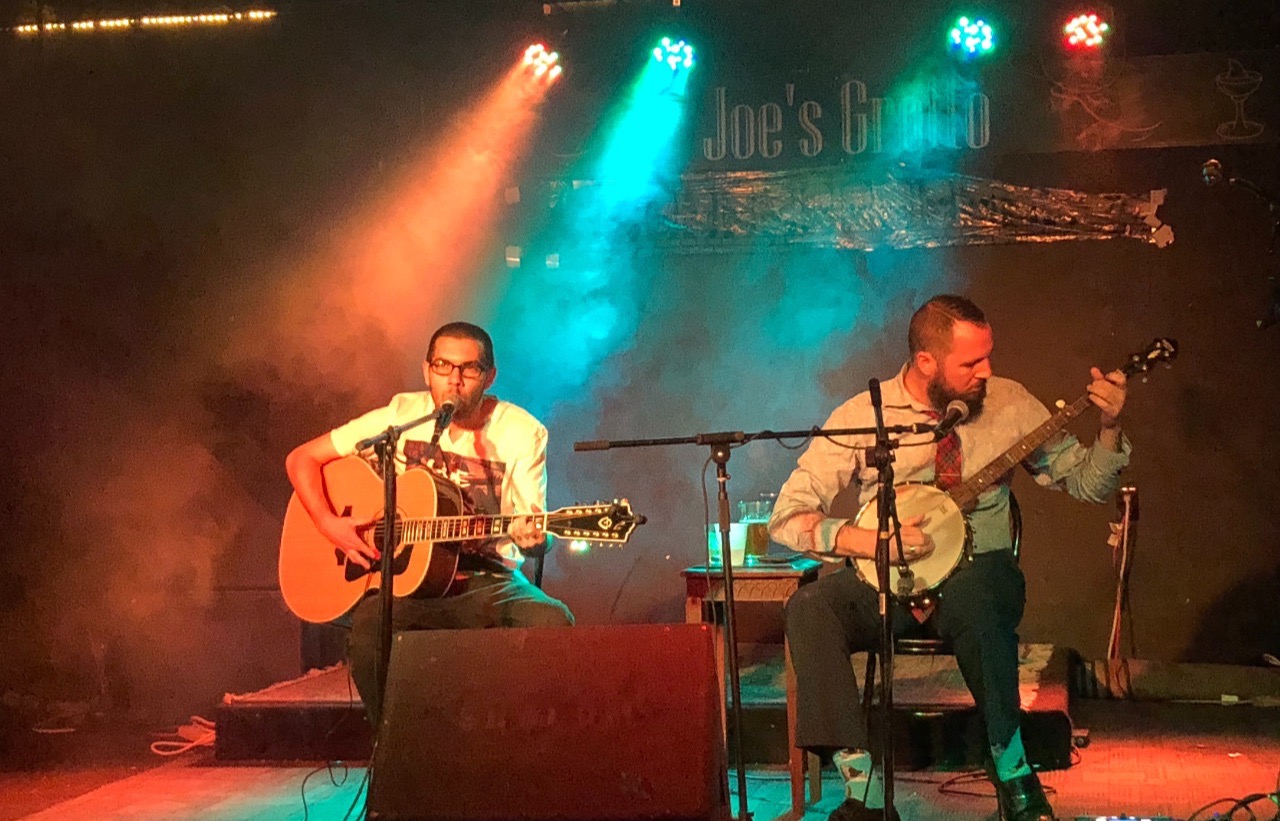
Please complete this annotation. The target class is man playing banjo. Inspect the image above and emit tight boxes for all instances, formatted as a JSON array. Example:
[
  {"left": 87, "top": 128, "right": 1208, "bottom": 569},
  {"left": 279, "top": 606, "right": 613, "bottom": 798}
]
[{"left": 769, "top": 294, "right": 1130, "bottom": 821}]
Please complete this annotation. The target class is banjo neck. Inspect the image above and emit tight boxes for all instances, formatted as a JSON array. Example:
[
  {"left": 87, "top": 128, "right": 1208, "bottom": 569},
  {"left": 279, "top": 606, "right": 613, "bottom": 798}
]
[
  {"left": 946, "top": 394, "right": 1093, "bottom": 511},
  {"left": 860, "top": 338, "right": 1176, "bottom": 602},
  {"left": 944, "top": 337, "right": 1177, "bottom": 511}
]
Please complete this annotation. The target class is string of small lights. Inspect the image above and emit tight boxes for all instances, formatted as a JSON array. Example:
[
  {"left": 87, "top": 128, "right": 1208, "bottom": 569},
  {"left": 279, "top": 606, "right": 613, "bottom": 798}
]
[{"left": 12, "top": 9, "right": 276, "bottom": 36}]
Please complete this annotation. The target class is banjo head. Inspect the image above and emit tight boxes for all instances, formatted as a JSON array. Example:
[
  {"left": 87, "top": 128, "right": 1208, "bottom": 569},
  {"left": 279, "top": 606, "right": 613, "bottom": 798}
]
[{"left": 852, "top": 483, "right": 970, "bottom": 599}]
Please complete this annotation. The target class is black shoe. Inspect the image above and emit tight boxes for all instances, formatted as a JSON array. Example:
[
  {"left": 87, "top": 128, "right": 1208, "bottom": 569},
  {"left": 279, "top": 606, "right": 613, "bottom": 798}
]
[
  {"left": 827, "top": 798, "right": 902, "bottom": 821},
  {"left": 994, "top": 771, "right": 1058, "bottom": 821}
]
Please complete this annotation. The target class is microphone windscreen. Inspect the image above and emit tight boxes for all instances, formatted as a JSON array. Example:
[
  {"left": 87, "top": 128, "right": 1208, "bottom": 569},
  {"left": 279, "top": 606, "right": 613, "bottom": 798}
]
[
  {"left": 1202, "top": 159, "right": 1223, "bottom": 186},
  {"left": 430, "top": 397, "right": 459, "bottom": 446}
]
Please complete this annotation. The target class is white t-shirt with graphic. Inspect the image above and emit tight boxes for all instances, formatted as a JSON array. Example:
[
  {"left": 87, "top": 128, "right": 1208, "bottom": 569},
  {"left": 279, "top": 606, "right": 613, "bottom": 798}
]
[{"left": 328, "top": 392, "right": 548, "bottom": 568}]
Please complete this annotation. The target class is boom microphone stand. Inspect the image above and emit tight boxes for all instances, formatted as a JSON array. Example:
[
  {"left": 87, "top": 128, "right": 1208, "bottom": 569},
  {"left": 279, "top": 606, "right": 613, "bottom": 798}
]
[
  {"left": 574, "top": 402, "right": 932, "bottom": 821},
  {"left": 354, "top": 405, "right": 452, "bottom": 814},
  {"left": 865, "top": 377, "right": 920, "bottom": 819},
  {"left": 1203, "top": 158, "right": 1280, "bottom": 328}
]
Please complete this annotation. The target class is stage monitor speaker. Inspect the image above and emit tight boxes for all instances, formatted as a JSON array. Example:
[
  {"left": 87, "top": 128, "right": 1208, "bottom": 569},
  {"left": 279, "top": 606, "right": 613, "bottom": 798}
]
[{"left": 367, "top": 623, "right": 728, "bottom": 821}]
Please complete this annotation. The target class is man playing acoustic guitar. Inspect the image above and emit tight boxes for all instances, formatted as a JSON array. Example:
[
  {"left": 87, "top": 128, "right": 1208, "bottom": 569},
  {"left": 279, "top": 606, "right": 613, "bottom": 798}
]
[
  {"left": 285, "top": 321, "right": 574, "bottom": 726},
  {"left": 771, "top": 295, "right": 1132, "bottom": 821}
]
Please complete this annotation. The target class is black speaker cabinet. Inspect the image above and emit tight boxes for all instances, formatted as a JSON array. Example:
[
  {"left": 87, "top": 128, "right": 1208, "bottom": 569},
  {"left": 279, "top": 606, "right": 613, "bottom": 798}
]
[{"left": 367, "top": 623, "right": 729, "bottom": 821}]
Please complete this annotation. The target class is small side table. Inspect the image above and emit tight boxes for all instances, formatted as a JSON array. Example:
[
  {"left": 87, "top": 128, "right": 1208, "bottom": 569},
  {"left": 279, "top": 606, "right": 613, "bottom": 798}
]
[{"left": 681, "top": 557, "right": 823, "bottom": 821}]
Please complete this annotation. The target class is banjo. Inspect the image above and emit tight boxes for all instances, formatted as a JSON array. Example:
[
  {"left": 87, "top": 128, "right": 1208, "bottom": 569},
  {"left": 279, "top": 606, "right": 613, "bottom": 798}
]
[{"left": 843, "top": 338, "right": 1177, "bottom": 603}]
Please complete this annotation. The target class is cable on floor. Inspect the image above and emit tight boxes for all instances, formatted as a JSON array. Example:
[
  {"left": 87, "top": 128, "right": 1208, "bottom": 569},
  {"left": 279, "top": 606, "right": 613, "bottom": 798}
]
[
  {"left": 300, "top": 760, "right": 362, "bottom": 821},
  {"left": 149, "top": 715, "right": 216, "bottom": 756}
]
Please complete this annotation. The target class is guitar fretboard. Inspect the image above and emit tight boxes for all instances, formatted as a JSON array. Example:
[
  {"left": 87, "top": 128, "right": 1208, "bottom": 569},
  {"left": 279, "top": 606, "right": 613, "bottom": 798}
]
[{"left": 380, "top": 514, "right": 546, "bottom": 543}]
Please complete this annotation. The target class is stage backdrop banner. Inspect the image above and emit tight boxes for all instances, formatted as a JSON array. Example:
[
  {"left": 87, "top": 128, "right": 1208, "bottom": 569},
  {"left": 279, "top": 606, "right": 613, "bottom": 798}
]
[
  {"left": 689, "top": 50, "right": 1277, "bottom": 170},
  {"left": 508, "top": 51, "right": 1275, "bottom": 252},
  {"left": 514, "top": 168, "right": 1172, "bottom": 253}
]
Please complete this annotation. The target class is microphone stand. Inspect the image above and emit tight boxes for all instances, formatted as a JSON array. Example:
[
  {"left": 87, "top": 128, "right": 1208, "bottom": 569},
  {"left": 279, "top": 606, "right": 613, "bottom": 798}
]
[
  {"left": 574, "top": 411, "right": 932, "bottom": 821},
  {"left": 1207, "top": 160, "right": 1280, "bottom": 328},
  {"left": 866, "top": 377, "right": 918, "bottom": 820},
  {"left": 1230, "top": 175, "right": 1280, "bottom": 330},
  {"left": 1223, "top": 172, "right": 1280, "bottom": 256},
  {"left": 353, "top": 406, "right": 450, "bottom": 816}
]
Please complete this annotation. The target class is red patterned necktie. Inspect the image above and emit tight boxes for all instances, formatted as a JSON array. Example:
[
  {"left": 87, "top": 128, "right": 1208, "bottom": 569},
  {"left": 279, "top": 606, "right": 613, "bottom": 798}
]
[
  {"left": 926, "top": 410, "right": 963, "bottom": 489},
  {"left": 908, "top": 409, "right": 961, "bottom": 624}
]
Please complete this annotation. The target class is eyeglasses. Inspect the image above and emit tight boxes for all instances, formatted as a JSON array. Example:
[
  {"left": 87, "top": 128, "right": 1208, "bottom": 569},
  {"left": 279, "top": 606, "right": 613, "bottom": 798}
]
[{"left": 428, "top": 358, "right": 486, "bottom": 379}]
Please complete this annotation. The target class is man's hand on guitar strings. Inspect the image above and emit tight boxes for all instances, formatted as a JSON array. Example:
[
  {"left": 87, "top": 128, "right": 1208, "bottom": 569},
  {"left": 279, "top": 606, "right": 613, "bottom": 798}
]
[
  {"left": 319, "top": 514, "right": 379, "bottom": 569},
  {"left": 509, "top": 505, "right": 547, "bottom": 550},
  {"left": 1088, "top": 366, "right": 1128, "bottom": 429}
]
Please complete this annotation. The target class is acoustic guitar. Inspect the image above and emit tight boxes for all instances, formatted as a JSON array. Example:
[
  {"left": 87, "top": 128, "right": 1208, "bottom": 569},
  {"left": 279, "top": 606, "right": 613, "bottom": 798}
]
[{"left": 278, "top": 456, "right": 642, "bottom": 622}]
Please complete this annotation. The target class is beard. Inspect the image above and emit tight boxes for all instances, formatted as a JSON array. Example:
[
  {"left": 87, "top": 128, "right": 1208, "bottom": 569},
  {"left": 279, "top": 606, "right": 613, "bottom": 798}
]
[
  {"left": 927, "top": 376, "right": 987, "bottom": 422},
  {"left": 433, "top": 386, "right": 482, "bottom": 420},
  {"left": 451, "top": 392, "right": 488, "bottom": 422}
]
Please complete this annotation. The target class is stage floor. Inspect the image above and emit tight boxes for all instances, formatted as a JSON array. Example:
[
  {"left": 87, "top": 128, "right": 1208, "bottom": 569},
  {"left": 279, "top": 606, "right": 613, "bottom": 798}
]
[{"left": 2, "top": 700, "right": 1277, "bottom": 820}]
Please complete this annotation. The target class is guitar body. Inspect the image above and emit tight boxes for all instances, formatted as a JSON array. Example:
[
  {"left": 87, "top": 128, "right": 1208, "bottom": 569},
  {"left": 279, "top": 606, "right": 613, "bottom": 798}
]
[
  {"left": 278, "top": 457, "right": 465, "bottom": 623},
  {"left": 851, "top": 482, "right": 971, "bottom": 601}
]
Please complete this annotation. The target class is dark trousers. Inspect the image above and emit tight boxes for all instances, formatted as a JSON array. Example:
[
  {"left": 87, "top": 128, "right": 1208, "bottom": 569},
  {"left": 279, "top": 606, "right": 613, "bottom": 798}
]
[
  {"left": 784, "top": 551, "right": 1026, "bottom": 754},
  {"left": 347, "top": 570, "right": 575, "bottom": 726}
]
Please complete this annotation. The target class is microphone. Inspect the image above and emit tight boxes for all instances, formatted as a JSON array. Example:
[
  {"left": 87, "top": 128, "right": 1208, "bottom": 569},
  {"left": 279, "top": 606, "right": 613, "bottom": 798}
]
[
  {"left": 1202, "top": 158, "right": 1223, "bottom": 187},
  {"left": 932, "top": 400, "right": 969, "bottom": 440},
  {"left": 868, "top": 378, "right": 886, "bottom": 440},
  {"left": 429, "top": 397, "right": 458, "bottom": 447}
]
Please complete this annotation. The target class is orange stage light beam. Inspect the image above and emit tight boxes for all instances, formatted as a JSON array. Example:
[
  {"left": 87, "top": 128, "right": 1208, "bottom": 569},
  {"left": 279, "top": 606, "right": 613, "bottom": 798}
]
[
  {"left": 339, "top": 63, "right": 552, "bottom": 349},
  {"left": 217, "top": 57, "right": 553, "bottom": 402}
]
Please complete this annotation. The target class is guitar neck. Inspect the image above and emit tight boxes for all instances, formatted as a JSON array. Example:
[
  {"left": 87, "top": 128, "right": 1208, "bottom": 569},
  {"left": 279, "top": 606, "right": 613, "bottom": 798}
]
[
  {"left": 948, "top": 393, "right": 1093, "bottom": 509},
  {"left": 382, "top": 501, "right": 639, "bottom": 546},
  {"left": 397, "top": 513, "right": 541, "bottom": 544}
]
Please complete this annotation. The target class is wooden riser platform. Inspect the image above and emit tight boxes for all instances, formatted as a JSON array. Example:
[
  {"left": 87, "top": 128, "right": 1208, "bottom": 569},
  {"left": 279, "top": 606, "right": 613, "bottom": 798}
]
[
  {"left": 217, "top": 643, "right": 1073, "bottom": 769},
  {"left": 732, "top": 644, "right": 1072, "bottom": 769},
  {"left": 216, "top": 664, "right": 369, "bottom": 762}
]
